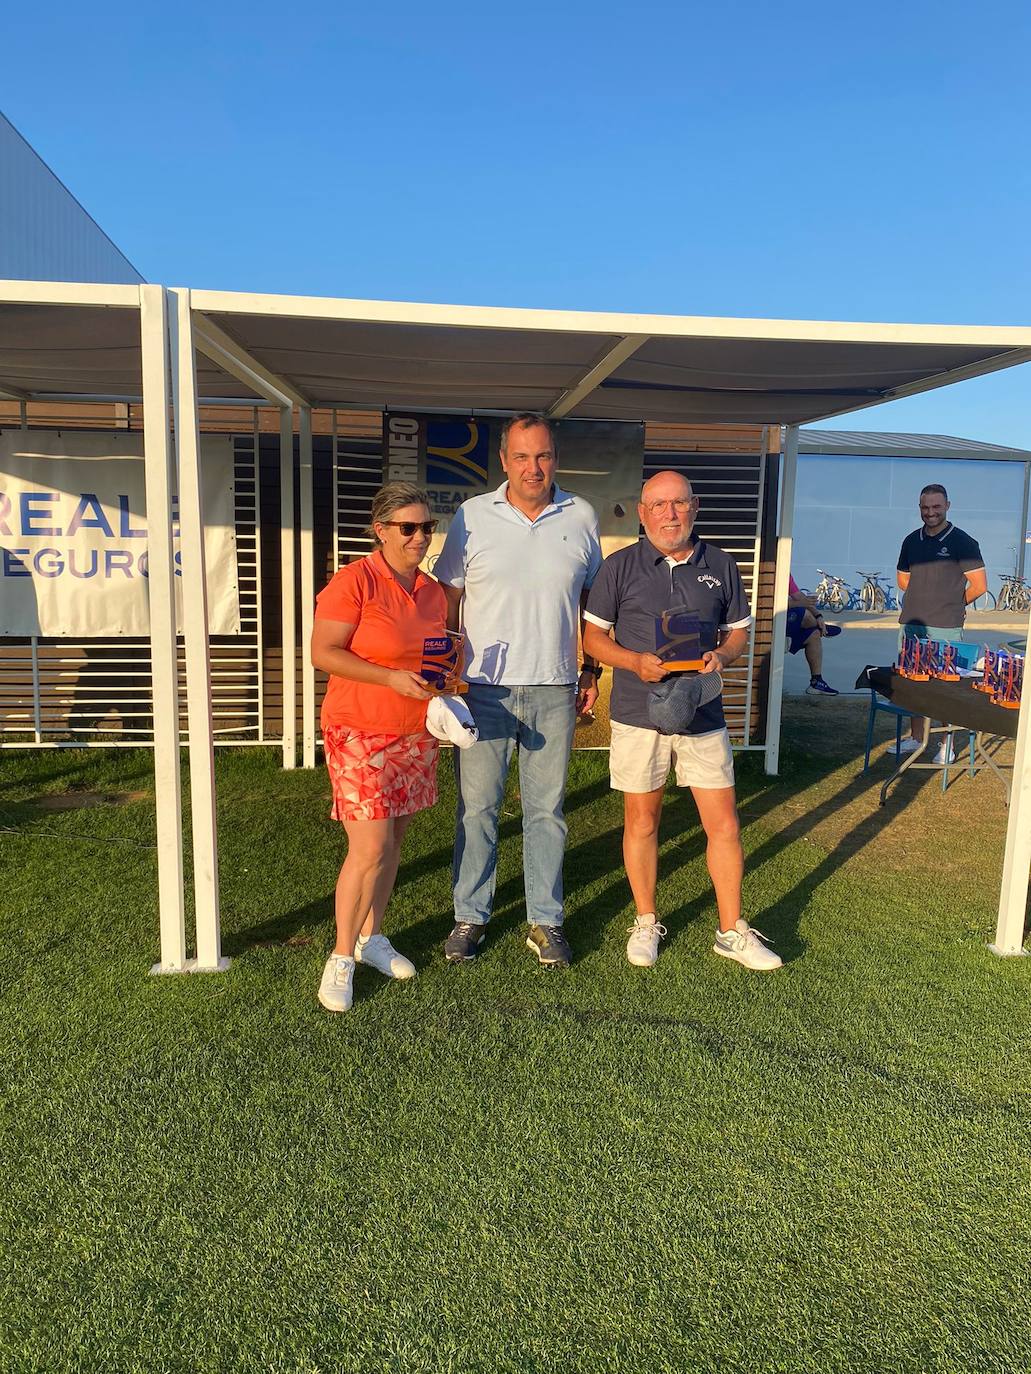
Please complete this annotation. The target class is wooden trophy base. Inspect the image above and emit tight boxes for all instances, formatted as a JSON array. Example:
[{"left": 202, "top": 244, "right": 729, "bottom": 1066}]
[{"left": 661, "top": 657, "right": 706, "bottom": 673}]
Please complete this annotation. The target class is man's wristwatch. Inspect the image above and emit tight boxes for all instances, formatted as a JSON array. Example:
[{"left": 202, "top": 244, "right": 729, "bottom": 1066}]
[{"left": 579, "top": 665, "right": 602, "bottom": 679}]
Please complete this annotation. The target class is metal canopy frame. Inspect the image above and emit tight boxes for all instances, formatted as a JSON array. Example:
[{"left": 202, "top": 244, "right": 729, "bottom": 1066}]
[{"left": 1, "top": 278, "right": 1029, "bottom": 970}]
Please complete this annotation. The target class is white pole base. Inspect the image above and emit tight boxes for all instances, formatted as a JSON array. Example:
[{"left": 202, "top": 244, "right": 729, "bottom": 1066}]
[
  {"left": 987, "top": 942, "right": 1030, "bottom": 959},
  {"left": 149, "top": 956, "right": 232, "bottom": 976}
]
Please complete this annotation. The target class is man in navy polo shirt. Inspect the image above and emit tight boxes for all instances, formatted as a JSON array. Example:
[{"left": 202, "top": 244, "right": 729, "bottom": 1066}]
[
  {"left": 583, "top": 470, "right": 781, "bottom": 972},
  {"left": 434, "top": 414, "right": 602, "bottom": 968},
  {"left": 896, "top": 483, "right": 987, "bottom": 761}
]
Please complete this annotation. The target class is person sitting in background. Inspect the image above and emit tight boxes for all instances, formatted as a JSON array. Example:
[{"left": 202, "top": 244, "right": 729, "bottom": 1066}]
[
  {"left": 310, "top": 482, "right": 446, "bottom": 1013},
  {"left": 787, "top": 574, "right": 841, "bottom": 696}
]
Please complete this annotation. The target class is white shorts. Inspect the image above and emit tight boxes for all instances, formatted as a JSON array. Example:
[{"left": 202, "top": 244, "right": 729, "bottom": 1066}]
[{"left": 609, "top": 721, "right": 735, "bottom": 792}]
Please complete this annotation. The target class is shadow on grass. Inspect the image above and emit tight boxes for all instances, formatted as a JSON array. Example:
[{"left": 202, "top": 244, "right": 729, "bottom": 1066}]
[{"left": 223, "top": 724, "right": 938, "bottom": 970}]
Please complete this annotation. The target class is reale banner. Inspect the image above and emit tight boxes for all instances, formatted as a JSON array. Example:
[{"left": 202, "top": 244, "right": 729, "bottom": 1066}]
[{"left": 0, "top": 430, "right": 241, "bottom": 636}]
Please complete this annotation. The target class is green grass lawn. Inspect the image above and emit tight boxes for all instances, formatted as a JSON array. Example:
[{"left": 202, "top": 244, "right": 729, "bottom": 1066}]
[{"left": 1, "top": 703, "right": 1030, "bottom": 1373}]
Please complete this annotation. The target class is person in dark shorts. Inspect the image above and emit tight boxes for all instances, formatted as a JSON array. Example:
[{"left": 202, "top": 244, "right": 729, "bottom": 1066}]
[{"left": 786, "top": 574, "right": 841, "bottom": 695}]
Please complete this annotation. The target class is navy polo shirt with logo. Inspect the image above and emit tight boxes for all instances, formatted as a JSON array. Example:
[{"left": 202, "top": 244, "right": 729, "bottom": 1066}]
[
  {"left": 896, "top": 523, "right": 984, "bottom": 629},
  {"left": 585, "top": 537, "right": 752, "bottom": 735}
]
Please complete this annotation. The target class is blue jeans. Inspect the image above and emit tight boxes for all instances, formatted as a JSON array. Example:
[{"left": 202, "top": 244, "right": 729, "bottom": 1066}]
[{"left": 453, "top": 683, "right": 577, "bottom": 928}]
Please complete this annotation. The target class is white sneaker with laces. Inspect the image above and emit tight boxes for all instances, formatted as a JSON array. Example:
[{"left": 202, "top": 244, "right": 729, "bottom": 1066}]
[
  {"left": 713, "top": 919, "right": 783, "bottom": 971},
  {"left": 355, "top": 932, "right": 416, "bottom": 980},
  {"left": 932, "top": 739, "right": 956, "bottom": 765},
  {"left": 898, "top": 736, "right": 921, "bottom": 754},
  {"left": 318, "top": 953, "right": 355, "bottom": 1011},
  {"left": 626, "top": 915, "right": 666, "bottom": 968}
]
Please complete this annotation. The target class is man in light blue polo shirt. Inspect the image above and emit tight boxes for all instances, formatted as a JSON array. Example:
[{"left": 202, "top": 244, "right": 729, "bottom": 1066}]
[{"left": 433, "top": 413, "right": 603, "bottom": 968}]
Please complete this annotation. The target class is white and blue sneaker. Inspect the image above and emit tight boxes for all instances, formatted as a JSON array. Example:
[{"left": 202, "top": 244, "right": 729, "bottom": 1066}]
[
  {"left": 713, "top": 919, "right": 783, "bottom": 971},
  {"left": 805, "top": 676, "right": 839, "bottom": 696}
]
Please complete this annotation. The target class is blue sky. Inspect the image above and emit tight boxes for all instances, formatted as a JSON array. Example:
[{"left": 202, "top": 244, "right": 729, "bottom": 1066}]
[{"left": 5, "top": 1, "right": 1029, "bottom": 444}]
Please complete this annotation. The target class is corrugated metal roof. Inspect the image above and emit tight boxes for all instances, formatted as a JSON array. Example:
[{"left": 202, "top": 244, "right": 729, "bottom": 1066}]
[
  {"left": 0, "top": 113, "right": 143, "bottom": 285},
  {"left": 799, "top": 428, "right": 1030, "bottom": 461}
]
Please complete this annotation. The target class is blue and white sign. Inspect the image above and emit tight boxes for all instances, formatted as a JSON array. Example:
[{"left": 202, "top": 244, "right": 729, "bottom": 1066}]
[{"left": 0, "top": 430, "right": 240, "bottom": 636}]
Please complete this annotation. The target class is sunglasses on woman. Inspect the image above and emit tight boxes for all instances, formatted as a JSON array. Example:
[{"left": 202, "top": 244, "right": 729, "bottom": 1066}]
[{"left": 379, "top": 519, "right": 438, "bottom": 537}]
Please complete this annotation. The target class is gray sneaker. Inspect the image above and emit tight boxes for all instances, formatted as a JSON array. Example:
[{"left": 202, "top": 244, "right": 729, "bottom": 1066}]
[
  {"left": 526, "top": 924, "right": 572, "bottom": 968},
  {"left": 445, "top": 922, "right": 486, "bottom": 963}
]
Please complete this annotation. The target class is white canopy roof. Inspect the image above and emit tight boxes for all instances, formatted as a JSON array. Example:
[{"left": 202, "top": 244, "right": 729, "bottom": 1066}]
[{"left": 2, "top": 282, "right": 1030, "bottom": 426}]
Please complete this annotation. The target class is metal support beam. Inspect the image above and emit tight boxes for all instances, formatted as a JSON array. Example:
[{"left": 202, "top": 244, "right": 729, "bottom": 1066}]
[
  {"left": 192, "top": 311, "right": 309, "bottom": 410},
  {"left": 170, "top": 288, "right": 228, "bottom": 973},
  {"left": 280, "top": 405, "right": 297, "bottom": 770},
  {"left": 299, "top": 406, "right": 316, "bottom": 768},
  {"left": 991, "top": 595, "right": 1031, "bottom": 956},
  {"left": 1018, "top": 461, "right": 1030, "bottom": 582},
  {"left": 764, "top": 425, "right": 798, "bottom": 775},
  {"left": 807, "top": 348, "right": 1031, "bottom": 425},
  {"left": 141, "top": 285, "right": 187, "bottom": 974},
  {"left": 0, "top": 381, "right": 31, "bottom": 401},
  {"left": 547, "top": 335, "right": 649, "bottom": 418}
]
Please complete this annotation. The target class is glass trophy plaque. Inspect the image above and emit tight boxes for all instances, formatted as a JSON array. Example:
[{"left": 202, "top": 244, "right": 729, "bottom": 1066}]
[
  {"left": 420, "top": 631, "right": 468, "bottom": 695},
  {"left": 654, "top": 609, "right": 715, "bottom": 673}
]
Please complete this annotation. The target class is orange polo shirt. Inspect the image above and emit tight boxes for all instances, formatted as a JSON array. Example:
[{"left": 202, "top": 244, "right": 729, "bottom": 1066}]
[{"left": 315, "top": 551, "right": 448, "bottom": 735}]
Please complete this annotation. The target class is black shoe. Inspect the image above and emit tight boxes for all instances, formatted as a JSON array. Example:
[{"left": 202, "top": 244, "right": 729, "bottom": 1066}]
[
  {"left": 445, "top": 921, "right": 486, "bottom": 963},
  {"left": 526, "top": 924, "right": 571, "bottom": 968}
]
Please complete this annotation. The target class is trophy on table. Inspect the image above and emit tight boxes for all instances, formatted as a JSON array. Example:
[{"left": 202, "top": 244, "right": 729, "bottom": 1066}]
[
  {"left": 420, "top": 631, "right": 468, "bottom": 695},
  {"left": 973, "top": 647, "right": 998, "bottom": 695},
  {"left": 654, "top": 608, "right": 714, "bottom": 673},
  {"left": 992, "top": 652, "right": 1023, "bottom": 710},
  {"left": 933, "top": 640, "right": 961, "bottom": 682},
  {"left": 899, "top": 635, "right": 930, "bottom": 680}
]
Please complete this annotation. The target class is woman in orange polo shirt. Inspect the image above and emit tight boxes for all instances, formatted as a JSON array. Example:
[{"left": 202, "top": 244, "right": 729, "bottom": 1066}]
[{"left": 311, "top": 482, "right": 447, "bottom": 1013}]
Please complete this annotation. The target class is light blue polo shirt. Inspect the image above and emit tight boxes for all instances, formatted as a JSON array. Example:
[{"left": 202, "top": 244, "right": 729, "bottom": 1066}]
[{"left": 433, "top": 482, "right": 602, "bottom": 686}]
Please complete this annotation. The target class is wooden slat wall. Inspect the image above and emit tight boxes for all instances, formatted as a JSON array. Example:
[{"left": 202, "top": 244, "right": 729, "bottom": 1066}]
[{"left": 643, "top": 433, "right": 773, "bottom": 746}]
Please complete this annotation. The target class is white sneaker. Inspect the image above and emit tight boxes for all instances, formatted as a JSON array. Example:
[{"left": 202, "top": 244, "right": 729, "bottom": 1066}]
[
  {"left": 932, "top": 739, "right": 956, "bottom": 765},
  {"left": 318, "top": 953, "right": 355, "bottom": 1011},
  {"left": 898, "top": 737, "right": 921, "bottom": 754},
  {"left": 354, "top": 932, "right": 416, "bottom": 980},
  {"left": 713, "top": 919, "right": 783, "bottom": 971},
  {"left": 626, "top": 915, "right": 666, "bottom": 968}
]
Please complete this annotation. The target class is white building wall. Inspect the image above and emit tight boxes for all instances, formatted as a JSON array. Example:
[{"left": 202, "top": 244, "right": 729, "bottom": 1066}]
[
  {"left": 0, "top": 113, "right": 142, "bottom": 284},
  {"left": 793, "top": 453, "right": 1026, "bottom": 601}
]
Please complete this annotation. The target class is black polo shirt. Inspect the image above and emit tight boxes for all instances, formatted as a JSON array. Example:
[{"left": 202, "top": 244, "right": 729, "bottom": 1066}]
[
  {"left": 897, "top": 523, "right": 984, "bottom": 629},
  {"left": 585, "top": 536, "right": 751, "bottom": 734}
]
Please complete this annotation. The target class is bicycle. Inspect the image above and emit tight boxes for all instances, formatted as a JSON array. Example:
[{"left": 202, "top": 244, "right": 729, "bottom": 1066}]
[
  {"left": 856, "top": 570, "right": 892, "bottom": 614},
  {"left": 969, "top": 587, "right": 997, "bottom": 611},
  {"left": 812, "top": 568, "right": 853, "bottom": 613},
  {"left": 998, "top": 573, "right": 1031, "bottom": 614}
]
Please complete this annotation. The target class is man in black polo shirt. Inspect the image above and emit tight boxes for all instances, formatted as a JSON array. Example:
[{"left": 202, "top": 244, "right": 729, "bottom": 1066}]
[
  {"left": 583, "top": 471, "right": 781, "bottom": 973},
  {"left": 896, "top": 483, "right": 987, "bottom": 760}
]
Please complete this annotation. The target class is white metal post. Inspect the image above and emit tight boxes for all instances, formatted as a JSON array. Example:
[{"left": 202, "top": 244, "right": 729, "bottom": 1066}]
[
  {"left": 171, "top": 288, "right": 228, "bottom": 973},
  {"left": 141, "top": 285, "right": 187, "bottom": 973},
  {"left": 280, "top": 405, "right": 297, "bottom": 769},
  {"left": 991, "top": 596, "right": 1031, "bottom": 956},
  {"left": 299, "top": 406, "right": 316, "bottom": 768},
  {"left": 742, "top": 427, "right": 769, "bottom": 748},
  {"left": 764, "top": 424, "right": 798, "bottom": 775}
]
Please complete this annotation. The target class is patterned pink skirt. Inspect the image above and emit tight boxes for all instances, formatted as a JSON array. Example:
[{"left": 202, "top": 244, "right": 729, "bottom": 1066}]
[{"left": 323, "top": 726, "right": 439, "bottom": 822}]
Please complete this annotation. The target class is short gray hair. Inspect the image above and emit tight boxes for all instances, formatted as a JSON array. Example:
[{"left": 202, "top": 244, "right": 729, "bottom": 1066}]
[{"left": 500, "top": 413, "right": 557, "bottom": 455}]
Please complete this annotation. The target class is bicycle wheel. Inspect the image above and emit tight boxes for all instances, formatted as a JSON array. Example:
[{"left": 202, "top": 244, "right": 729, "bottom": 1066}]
[
  {"left": 970, "top": 590, "right": 996, "bottom": 612},
  {"left": 860, "top": 584, "right": 874, "bottom": 612},
  {"left": 1014, "top": 587, "right": 1031, "bottom": 615},
  {"left": 828, "top": 586, "right": 848, "bottom": 612},
  {"left": 872, "top": 586, "right": 886, "bottom": 613}
]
